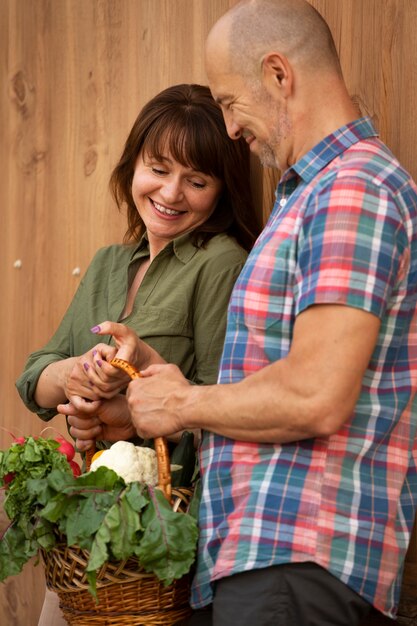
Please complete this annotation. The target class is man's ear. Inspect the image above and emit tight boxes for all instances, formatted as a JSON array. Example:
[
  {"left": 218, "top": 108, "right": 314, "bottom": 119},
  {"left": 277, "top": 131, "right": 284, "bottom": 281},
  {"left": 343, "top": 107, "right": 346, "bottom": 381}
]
[{"left": 261, "top": 52, "right": 293, "bottom": 99}]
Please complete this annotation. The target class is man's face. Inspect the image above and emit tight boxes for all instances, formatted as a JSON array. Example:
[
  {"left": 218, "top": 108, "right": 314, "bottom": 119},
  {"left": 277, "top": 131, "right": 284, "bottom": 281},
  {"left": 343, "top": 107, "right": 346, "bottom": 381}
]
[{"left": 206, "top": 40, "right": 291, "bottom": 169}]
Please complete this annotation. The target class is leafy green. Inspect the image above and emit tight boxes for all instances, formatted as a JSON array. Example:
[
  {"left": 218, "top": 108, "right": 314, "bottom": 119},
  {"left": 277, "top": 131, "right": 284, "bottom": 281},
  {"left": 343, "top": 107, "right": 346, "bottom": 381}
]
[
  {"left": 134, "top": 487, "right": 198, "bottom": 585},
  {"left": 0, "top": 437, "right": 199, "bottom": 598},
  {"left": 1, "top": 437, "right": 71, "bottom": 521}
]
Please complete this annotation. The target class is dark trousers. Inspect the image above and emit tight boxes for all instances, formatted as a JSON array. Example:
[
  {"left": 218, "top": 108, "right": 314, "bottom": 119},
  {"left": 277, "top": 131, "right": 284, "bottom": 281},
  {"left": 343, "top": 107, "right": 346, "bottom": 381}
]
[{"left": 180, "top": 562, "right": 372, "bottom": 626}]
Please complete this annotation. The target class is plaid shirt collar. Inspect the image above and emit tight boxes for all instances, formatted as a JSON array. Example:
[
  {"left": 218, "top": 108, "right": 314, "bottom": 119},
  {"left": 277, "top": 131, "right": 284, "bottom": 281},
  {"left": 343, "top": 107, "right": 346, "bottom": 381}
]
[{"left": 281, "top": 116, "right": 379, "bottom": 185}]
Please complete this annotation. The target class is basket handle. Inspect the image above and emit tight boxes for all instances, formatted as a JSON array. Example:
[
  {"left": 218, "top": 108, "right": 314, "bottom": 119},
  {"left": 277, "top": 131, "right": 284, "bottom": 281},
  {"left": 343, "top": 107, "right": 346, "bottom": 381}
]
[{"left": 85, "top": 357, "right": 171, "bottom": 502}]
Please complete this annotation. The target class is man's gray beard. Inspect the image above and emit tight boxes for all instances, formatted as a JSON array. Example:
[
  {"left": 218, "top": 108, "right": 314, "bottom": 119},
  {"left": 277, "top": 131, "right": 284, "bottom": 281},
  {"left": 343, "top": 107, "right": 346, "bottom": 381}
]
[
  {"left": 258, "top": 143, "right": 279, "bottom": 169},
  {"left": 258, "top": 109, "right": 291, "bottom": 170},
  {"left": 246, "top": 80, "right": 291, "bottom": 169}
]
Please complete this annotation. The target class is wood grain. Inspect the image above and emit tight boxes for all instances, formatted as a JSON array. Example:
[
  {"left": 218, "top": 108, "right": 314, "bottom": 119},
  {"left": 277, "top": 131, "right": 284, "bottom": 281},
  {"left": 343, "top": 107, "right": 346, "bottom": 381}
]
[{"left": 1, "top": 1, "right": 417, "bottom": 624}]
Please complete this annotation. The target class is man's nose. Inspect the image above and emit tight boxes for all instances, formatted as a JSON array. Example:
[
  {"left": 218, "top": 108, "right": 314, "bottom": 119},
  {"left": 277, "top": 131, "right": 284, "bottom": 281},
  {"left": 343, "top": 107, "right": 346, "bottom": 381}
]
[{"left": 223, "top": 112, "right": 242, "bottom": 140}]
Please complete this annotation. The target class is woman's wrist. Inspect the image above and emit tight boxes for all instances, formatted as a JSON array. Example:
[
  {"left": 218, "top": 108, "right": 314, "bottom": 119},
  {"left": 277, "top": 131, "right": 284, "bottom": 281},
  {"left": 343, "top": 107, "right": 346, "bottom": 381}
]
[{"left": 35, "top": 358, "right": 78, "bottom": 407}]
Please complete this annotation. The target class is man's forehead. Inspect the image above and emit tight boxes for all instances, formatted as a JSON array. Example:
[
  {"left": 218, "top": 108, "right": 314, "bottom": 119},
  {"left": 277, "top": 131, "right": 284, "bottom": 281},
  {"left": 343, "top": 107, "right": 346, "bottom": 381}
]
[
  {"left": 207, "top": 65, "right": 247, "bottom": 101},
  {"left": 206, "top": 73, "right": 234, "bottom": 107}
]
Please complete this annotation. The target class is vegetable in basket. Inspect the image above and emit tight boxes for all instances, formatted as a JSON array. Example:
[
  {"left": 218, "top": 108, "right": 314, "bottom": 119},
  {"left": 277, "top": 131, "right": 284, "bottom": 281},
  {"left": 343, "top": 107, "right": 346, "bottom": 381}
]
[
  {"left": 0, "top": 435, "right": 199, "bottom": 597},
  {"left": 170, "top": 430, "right": 197, "bottom": 488},
  {"left": 89, "top": 440, "right": 158, "bottom": 485}
]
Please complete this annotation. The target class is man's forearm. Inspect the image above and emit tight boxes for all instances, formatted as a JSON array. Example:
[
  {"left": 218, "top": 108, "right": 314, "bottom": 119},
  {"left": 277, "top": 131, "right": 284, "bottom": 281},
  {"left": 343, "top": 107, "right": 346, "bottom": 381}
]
[
  {"left": 175, "top": 362, "right": 334, "bottom": 443},
  {"left": 128, "top": 305, "right": 380, "bottom": 444}
]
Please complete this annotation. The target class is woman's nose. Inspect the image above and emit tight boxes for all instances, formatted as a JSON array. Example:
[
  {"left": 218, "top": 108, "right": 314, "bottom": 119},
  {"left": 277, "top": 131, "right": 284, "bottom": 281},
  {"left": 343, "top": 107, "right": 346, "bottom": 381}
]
[{"left": 160, "top": 178, "right": 184, "bottom": 203}]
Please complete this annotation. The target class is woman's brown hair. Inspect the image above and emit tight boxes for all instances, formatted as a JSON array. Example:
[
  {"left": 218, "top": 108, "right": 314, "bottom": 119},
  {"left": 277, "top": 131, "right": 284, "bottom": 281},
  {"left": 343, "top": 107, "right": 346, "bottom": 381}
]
[{"left": 110, "top": 84, "right": 260, "bottom": 251}]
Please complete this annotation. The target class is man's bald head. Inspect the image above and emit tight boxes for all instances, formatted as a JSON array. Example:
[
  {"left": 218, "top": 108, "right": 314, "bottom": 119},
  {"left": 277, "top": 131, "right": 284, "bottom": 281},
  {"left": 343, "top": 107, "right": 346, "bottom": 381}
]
[{"left": 206, "top": 0, "right": 343, "bottom": 84}]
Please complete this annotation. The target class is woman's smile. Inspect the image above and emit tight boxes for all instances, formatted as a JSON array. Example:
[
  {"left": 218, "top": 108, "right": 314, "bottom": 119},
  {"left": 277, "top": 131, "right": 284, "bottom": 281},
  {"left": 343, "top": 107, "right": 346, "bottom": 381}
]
[{"left": 150, "top": 198, "right": 185, "bottom": 218}]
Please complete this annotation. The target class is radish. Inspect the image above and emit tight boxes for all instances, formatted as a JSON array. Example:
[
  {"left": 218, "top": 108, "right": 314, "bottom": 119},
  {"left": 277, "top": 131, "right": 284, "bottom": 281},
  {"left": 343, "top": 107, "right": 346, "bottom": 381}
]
[
  {"left": 39, "top": 427, "right": 76, "bottom": 461},
  {"left": 55, "top": 436, "right": 75, "bottom": 461},
  {"left": 3, "top": 472, "right": 15, "bottom": 485},
  {"left": 69, "top": 460, "right": 81, "bottom": 477},
  {"left": 0, "top": 428, "right": 26, "bottom": 444}
]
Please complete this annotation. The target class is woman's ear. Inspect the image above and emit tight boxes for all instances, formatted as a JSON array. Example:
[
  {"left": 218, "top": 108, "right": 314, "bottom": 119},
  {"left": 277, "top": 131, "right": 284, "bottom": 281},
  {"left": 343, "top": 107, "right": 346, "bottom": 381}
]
[{"left": 261, "top": 52, "right": 293, "bottom": 99}]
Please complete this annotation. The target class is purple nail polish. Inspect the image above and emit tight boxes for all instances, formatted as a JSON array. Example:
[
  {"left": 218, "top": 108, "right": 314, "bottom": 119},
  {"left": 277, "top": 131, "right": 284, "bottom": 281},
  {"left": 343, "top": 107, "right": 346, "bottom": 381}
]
[
  {"left": 83, "top": 363, "right": 89, "bottom": 371},
  {"left": 97, "top": 360, "right": 102, "bottom": 367},
  {"left": 91, "top": 325, "right": 101, "bottom": 334},
  {"left": 92, "top": 349, "right": 97, "bottom": 356}
]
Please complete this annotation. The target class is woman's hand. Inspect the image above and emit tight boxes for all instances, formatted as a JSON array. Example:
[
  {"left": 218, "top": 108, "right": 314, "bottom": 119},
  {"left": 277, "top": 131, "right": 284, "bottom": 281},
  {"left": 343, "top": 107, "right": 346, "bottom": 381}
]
[
  {"left": 40, "top": 322, "right": 167, "bottom": 407},
  {"left": 62, "top": 350, "right": 119, "bottom": 401},
  {"left": 91, "top": 321, "right": 167, "bottom": 371},
  {"left": 70, "top": 342, "right": 130, "bottom": 399},
  {"left": 71, "top": 321, "right": 149, "bottom": 398},
  {"left": 35, "top": 356, "right": 103, "bottom": 408},
  {"left": 60, "top": 394, "right": 135, "bottom": 451}
]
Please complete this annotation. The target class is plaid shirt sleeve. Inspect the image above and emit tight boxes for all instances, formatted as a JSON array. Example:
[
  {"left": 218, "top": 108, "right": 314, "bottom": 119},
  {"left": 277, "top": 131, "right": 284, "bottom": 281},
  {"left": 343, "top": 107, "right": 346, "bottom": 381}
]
[{"left": 295, "top": 172, "right": 409, "bottom": 319}]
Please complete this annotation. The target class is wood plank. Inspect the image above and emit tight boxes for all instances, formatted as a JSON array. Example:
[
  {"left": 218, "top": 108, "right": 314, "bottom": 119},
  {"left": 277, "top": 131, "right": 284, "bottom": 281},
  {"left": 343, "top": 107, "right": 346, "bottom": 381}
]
[{"left": 2, "top": 1, "right": 417, "bottom": 623}]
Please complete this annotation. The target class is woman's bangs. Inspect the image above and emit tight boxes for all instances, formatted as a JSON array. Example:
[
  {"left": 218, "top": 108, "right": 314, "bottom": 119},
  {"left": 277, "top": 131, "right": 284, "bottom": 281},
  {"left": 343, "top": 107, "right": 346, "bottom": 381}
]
[{"left": 143, "top": 114, "right": 222, "bottom": 177}]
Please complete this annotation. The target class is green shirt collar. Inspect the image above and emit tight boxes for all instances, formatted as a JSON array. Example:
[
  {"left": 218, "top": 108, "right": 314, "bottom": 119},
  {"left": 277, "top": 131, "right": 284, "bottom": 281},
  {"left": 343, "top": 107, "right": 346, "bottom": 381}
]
[{"left": 130, "top": 231, "right": 199, "bottom": 265}]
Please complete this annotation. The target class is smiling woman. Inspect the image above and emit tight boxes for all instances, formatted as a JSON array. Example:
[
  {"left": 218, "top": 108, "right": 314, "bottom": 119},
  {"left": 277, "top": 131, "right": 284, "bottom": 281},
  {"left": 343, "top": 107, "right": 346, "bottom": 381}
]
[
  {"left": 15, "top": 82, "right": 261, "bottom": 624},
  {"left": 16, "top": 83, "right": 261, "bottom": 433}
]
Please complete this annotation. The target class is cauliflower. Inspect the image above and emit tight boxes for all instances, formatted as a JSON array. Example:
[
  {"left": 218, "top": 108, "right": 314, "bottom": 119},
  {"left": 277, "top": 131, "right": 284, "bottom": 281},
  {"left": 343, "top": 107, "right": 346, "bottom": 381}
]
[{"left": 90, "top": 441, "right": 158, "bottom": 486}]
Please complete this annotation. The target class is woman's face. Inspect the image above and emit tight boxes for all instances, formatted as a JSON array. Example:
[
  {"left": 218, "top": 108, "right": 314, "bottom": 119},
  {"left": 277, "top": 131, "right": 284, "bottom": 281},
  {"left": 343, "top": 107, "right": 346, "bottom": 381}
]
[{"left": 132, "top": 151, "right": 223, "bottom": 254}]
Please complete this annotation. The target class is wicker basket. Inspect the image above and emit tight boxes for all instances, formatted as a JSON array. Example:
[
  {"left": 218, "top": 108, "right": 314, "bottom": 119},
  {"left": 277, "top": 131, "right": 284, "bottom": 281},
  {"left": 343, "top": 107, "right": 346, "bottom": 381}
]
[{"left": 41, "top": 358, "right": 195, "bottom": 626}]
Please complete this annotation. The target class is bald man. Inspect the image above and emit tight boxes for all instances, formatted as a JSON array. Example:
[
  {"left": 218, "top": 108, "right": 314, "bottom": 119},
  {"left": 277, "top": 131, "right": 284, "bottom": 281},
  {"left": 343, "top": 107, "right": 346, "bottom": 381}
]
[{"left": 126, "top": 2, "right": 417, "bottom": 624}]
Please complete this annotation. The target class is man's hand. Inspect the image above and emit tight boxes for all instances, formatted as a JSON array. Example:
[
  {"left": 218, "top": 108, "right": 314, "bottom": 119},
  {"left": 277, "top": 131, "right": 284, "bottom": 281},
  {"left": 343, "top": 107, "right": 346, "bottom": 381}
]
[{"left": 126, "top": 364, "right": 191, "bottom": 439}]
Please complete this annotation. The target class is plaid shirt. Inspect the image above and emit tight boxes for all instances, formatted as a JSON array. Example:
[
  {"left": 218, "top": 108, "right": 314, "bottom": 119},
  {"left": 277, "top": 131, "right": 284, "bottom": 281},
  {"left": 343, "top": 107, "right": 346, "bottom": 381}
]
[{"left": 191, "top": 118, "right": 417, "bottom": 617}]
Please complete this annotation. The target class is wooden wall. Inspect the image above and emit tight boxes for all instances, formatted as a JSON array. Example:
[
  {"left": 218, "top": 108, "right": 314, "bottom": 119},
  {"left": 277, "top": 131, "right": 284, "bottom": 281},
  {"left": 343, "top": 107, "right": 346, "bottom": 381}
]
[{"left": 0, "top": 1, "right": 416, "bottom": 624}]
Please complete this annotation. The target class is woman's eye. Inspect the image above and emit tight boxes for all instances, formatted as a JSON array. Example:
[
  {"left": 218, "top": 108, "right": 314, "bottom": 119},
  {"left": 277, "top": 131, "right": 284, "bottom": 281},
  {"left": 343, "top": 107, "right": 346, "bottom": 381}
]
[
  {"left": 190, "top": 180, "right": 206, "bottom": 189},
  {"left": 151, "top": 167, "right": 167, "bottom": 175}
]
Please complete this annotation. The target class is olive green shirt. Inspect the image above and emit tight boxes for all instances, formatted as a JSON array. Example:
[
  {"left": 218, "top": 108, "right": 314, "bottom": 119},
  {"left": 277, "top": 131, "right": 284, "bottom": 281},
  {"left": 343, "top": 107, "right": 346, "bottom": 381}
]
[{"left": 16, "top": 232, "right": 247, "bottom": 421}]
